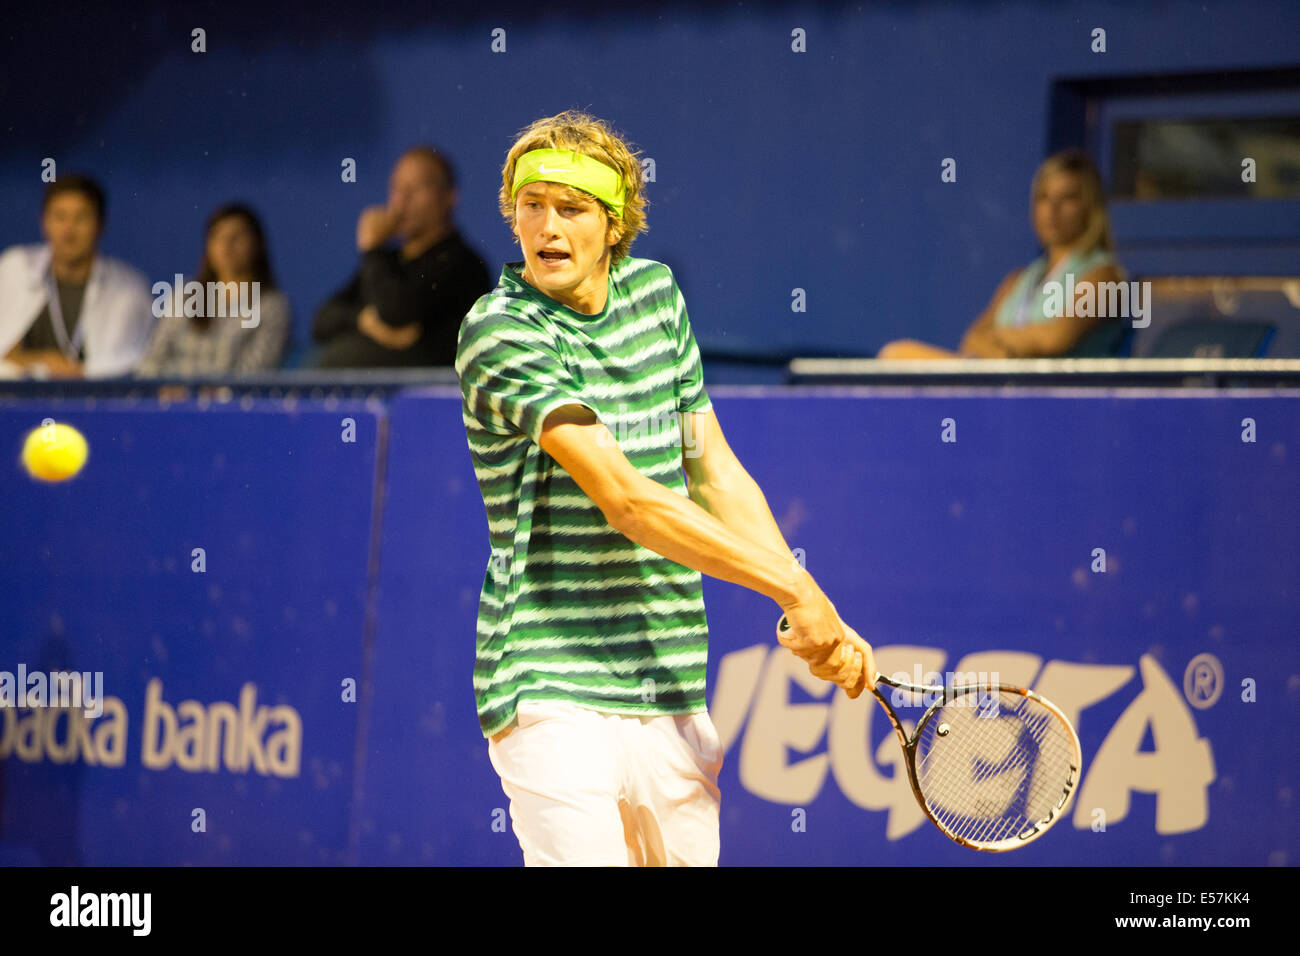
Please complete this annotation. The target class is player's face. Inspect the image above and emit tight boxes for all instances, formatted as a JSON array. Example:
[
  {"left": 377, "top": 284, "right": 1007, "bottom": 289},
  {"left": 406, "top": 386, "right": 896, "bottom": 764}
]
[
  {"left": 1032, "top": 171, "right": 1089, "bottom": 250},
  {"left": 513, "top": 182, "right": 619, "bottom": 309},
  {"left": 41, "top": 193, "right": 100, "bottom": 265},
  {"left": 206, "top": 215, "right": 257, "bottom": 281}
]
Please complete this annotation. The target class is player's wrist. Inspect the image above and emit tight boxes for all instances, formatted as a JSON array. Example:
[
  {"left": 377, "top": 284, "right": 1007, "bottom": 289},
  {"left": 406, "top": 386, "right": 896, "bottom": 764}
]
[{"left": 775, "top": 564, "right": 818, "bottom": 612}]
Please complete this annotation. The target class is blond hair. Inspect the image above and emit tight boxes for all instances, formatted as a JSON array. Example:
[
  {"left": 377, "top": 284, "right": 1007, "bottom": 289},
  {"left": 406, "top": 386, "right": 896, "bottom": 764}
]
[
  {"left": 499, "top": 110, "right": 648, "bottom": 264},
  {"left": 1030, "top": 149, "right": 1115, "bottom": 255}
]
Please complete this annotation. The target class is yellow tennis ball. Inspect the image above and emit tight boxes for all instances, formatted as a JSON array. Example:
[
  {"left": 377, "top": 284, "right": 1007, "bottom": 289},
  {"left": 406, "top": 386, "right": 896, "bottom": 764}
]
[{"left": 21, "top": 422, "right": 89, "bottom": 482}]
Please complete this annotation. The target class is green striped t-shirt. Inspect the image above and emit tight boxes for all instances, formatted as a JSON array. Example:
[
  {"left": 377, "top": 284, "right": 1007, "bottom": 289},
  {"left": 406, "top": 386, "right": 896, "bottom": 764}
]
[{"left": 455, "top": 256, "right": 713, "bottom": 738}]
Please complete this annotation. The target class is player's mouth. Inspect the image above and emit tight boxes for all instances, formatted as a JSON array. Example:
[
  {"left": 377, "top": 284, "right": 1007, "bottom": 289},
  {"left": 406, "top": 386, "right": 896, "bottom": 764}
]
[{"left": 537, "top": 249, "right": 570, "bottom": 266}]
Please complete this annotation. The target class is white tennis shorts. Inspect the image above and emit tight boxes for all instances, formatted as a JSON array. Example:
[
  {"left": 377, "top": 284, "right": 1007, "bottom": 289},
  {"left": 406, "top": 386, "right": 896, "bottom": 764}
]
[{"left": 487, "top": 699, "right": 723, "bottom": 866}]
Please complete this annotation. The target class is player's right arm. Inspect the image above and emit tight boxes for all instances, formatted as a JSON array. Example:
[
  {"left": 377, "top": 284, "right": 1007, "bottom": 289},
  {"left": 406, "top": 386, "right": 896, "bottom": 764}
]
[
  {"left": 540, "top": 404, "right": 805, "bottom": 604},
  {"left": 539, "top": 403, "right": 871, "bottom": 697},
  {"left": 457, "top": 305, "right": 869, "bottom": 694}
]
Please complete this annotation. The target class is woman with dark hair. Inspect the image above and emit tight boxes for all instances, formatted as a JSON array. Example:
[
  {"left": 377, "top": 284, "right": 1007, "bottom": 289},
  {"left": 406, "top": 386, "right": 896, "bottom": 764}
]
[
  {"left": 135, "top": 204, "right": 290, "bottom": 377},
  {"left": 878, "top": 149, "right": 1127, "bottom": 359}
]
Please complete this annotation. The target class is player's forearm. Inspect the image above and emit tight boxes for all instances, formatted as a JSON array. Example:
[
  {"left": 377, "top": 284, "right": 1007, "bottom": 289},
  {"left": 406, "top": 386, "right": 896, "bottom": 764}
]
[
  {"left": 610, "top": 473, "right": 812, "bottom": 609},
  {"left": 687, "top": 465, "right": 795, "bottom": 568}
]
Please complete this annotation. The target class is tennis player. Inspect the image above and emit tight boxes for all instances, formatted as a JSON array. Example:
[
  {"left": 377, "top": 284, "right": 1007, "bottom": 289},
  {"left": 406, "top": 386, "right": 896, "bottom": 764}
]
[{"left": 455, "top": 110, "right": 874, "bottom": 866}]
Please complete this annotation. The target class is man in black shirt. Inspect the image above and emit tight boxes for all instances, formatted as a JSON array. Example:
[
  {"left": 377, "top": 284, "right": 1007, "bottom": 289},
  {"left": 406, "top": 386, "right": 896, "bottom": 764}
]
[{"left": 312, "top": 146, "right": 490, "bottom": 368}]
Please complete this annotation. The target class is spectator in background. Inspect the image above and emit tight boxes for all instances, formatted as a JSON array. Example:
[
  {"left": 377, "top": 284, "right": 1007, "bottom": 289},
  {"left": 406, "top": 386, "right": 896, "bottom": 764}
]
[
  {"left": 878, "top": 149, "right": 1127, "bottom": 359},
  {"left": 312, "top": 146, "right": 490, "bottom": 368},
  {"left": 134, "top": 204, "right": 289, "bottom": 379},
  {"left": 0, "top": 175, "right": 153, "bottom": 379}
]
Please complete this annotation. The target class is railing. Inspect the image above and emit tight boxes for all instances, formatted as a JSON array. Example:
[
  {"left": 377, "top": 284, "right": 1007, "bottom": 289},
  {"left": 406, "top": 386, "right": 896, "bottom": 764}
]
[{"left": 786, "top": 357, "right": 1300, "bottom": 388}]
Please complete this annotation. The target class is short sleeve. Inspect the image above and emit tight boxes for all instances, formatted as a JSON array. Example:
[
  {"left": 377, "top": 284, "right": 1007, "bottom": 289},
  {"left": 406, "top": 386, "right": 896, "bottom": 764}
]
[
  {"left": 456, "top": 312, "right": 595, "bottom": 444},
  {"left": 668, "top": 271, "right": 711, "bottom": 415}
]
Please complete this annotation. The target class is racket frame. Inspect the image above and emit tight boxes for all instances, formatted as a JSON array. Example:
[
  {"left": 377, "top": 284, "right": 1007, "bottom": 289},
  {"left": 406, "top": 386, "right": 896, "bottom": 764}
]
[
  {"left": 774, "top": 614, "right": 1082, "bottom": 850},
  {"left": 871, "top": 672, "right": 1083, "bottom": 852}
]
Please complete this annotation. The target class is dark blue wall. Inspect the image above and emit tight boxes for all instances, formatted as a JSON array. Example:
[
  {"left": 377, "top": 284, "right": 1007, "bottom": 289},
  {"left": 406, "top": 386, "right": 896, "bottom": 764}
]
[{"left": 2, "top": 1, "right": 1298, "bottom": 364}]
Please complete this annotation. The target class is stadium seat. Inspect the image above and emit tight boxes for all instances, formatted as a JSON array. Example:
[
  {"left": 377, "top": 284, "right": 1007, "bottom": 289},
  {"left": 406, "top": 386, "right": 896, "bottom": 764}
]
[
  {"left": 1146, "top": 319, "right": 1275, "bottom": 358},
  {"left": 1066, "top": 320, "right": 1133, "bottom": 357}
]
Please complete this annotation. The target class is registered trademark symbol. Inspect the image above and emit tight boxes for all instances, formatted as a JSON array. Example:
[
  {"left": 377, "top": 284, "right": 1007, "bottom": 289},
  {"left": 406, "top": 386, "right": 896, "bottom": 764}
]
[{"left": 1183, "top": 653, "right": 1223, "bottom": 709}]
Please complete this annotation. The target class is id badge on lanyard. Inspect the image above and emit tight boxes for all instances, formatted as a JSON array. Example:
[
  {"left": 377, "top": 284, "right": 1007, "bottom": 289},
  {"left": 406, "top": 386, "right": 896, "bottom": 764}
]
[{"left": 46, "top": 272, "right": 87, "bottom": 360}]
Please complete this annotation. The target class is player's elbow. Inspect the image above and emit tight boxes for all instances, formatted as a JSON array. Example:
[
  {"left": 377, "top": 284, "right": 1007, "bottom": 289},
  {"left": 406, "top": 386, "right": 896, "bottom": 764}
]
[
  {"left": 601, "top": 491, "right": 641, "bottom": 538},
  {"left": 600, "top": 478, "right": 663, "bottom": 540},
  {"left": 541, "top": 415, "right": 653, "bottom": 536},
  {"left": 606, "top": 467, "right": 668, "bottom": 529},
  {"left": 570, "top": 475, "right": 631, "bottom": 536},
  {"left": 571, "top": 462, "right": 635, "bottom": 534}
]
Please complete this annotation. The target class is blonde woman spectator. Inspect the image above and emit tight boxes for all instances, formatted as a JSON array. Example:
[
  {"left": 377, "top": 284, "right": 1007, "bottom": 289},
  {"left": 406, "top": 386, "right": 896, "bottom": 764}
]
[{"left": 879, "top": 150, "right": 1127, "bottom": 359}]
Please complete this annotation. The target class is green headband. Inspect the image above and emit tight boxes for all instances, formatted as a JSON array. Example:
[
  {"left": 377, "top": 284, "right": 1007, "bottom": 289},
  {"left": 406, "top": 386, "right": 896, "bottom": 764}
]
[{"left": 511, "top": 148, "right": 627, "bottom": 218}]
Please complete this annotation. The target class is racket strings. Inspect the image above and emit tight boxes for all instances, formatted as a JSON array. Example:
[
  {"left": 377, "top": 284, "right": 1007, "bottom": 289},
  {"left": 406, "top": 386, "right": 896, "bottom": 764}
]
[
  {"left": 933, "top": 706, "right": 1071, "bottom": 840},
  {"left": 913, "top": 690, "right": 1076, "bottom": 848},
  {"left": 924, "top": 702, "right": 1073, "bottom": 845},
  {"left": 920, "top": 709, "right": 1038, "bottom": 835},
  {"left": 925, "top": 730, "right": 1055, "bottom": 844}
]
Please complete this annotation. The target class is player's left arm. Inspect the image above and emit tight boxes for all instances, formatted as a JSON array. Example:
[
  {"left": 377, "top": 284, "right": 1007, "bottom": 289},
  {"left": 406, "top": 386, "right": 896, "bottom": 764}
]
[
  {"left": 680, "top": 408, "right": 872, "bottom": 682},
  {"left": 680, "top": 408, "right": 797, "bottom": 566}
]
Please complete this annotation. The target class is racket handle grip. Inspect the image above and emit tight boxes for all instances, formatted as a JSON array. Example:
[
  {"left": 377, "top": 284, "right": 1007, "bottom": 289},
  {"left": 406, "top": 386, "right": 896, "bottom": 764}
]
[{"left": 778, "top": 613, "right": 877, "bottom": 692}]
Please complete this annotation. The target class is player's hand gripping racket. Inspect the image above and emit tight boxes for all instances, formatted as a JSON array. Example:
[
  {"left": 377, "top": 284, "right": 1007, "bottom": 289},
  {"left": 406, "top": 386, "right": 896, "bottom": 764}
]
[{"left": 777, "top": 615, "right": 1082, "bottom": 851}]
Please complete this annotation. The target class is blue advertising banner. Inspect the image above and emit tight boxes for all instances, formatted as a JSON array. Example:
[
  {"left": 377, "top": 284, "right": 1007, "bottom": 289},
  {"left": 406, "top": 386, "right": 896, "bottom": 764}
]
[
  {"left": 694, "top": 390, "right": 1298, "bottom": 865},
  {"left": 3, "top": 389, "right": 1297, "bottom": 866},
  {"left": 352, "top": 388, "right": 513, "bottom": 865},
  {"left": 362, "top": 389, "right": 1299, "bottom": 866},
  {"left": 1, "top": 399, "right": 383, "bottom": 865}
]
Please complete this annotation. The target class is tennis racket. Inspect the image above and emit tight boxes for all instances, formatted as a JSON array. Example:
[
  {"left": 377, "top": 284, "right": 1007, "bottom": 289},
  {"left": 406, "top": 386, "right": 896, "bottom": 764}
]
[{"left": 777, "top": 615, "right": 1082, "bottom": 851}]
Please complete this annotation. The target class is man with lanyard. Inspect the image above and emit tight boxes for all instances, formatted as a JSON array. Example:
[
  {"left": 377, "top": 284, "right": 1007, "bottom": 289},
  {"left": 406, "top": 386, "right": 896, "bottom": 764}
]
[
  {"left": 0, "top": 176, "right": 153, "bottom": 379},
  {"left": 455, "top": 111, "right": 873, "bottom": 866}
]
